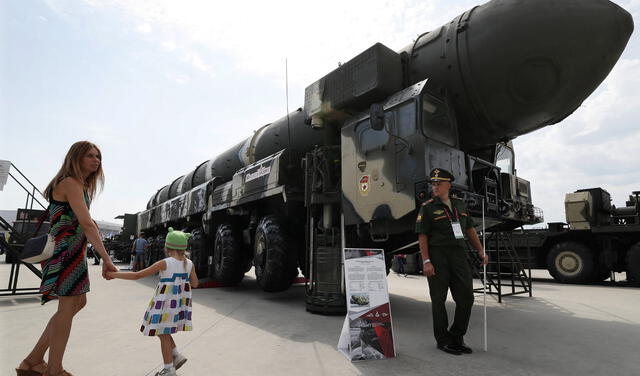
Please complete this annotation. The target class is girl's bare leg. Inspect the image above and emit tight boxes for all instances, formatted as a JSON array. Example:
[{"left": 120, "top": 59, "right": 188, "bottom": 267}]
[
  {"left": 158, "top": 335, "right": 174, "bottom": 365},
  {"left": 169, "top": 335, "right": 177, "bottom": 353}
]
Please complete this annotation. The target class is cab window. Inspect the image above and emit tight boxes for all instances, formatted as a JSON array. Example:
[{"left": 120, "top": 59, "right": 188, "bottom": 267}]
[
  {"left": 422, "top": 95, "right": 456, "bottom": 146},
  {"left": 495, "top": 143, "right": 514, "bottom": 174}
]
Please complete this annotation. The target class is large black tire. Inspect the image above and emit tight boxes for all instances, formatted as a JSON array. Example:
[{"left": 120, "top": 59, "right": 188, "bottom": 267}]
[
  {"left": 211, "top": 223, "right": 245, "bottom": 285},
  {"left": 546, "top": 241, "right": 595, "bottom": 284},
  {"left": 254, "top": 216, "right": 297, "bottom": 292},
  {"left": 626, "top": 242, "right": 640, "bottom": 284},
  {"left": 189, "top": 228, "right": 209, "bottom": 277}
]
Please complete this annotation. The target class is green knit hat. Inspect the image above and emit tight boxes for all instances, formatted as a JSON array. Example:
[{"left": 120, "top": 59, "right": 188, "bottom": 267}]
[{"left": 165, "top": 227, "right": 191, "bottom": 250}]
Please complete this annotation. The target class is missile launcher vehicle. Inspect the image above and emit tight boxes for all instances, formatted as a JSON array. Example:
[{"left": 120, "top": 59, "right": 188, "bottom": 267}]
[{"left": 133, "top": 0, "right": 633, "bottom": 313}]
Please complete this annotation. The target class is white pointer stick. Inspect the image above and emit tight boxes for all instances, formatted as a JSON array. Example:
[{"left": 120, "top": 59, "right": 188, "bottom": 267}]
[{"left": 482, "top": 198, "right": 487, "bottom": 352}]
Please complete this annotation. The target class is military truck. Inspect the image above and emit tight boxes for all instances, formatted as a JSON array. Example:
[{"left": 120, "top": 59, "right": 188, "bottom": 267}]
[
  {"left": 133, "top": 0, "right": 633, "bottom": 312},
  {"left": 510, "top": 188, "right": 640, "bottom": 284},
  {"left": 103, "top": 214, "right": 138, "bottom": 262}
]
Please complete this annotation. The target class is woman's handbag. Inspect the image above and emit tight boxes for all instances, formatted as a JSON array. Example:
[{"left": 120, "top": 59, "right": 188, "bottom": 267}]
[{"left": 20, "top": 209, "right": 55, "bottom": 263}]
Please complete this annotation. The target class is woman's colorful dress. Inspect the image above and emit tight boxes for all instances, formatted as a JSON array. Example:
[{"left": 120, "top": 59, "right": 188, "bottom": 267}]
[
  {"left": 141, "top": 257, "right": 193, "bottom": 336},
  {"left": 40, "top": 191, "right": 91, "bottom": 304}
]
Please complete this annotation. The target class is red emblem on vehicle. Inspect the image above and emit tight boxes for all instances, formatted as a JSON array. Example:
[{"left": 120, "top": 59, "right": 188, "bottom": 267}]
[{"left": 359, "top": 175, "right": 369, "bottom": 196}]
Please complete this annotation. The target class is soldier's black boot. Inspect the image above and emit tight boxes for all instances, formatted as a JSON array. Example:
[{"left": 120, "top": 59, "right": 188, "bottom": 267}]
[
  {"left": 437, "top": 343, "right": 462, "bottom": 355},
  {"left": 450, "top": 341, "right": 473, "bottom": 354}
]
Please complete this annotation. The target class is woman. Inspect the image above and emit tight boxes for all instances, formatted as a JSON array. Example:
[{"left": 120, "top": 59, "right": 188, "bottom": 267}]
[{"left": 16, "top": 141, "right": 118, "bottom": 376}]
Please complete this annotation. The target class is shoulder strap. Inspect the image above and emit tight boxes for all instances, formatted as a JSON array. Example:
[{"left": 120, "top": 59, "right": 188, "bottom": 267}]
[{"left": 421, "top": 199, "right": 434, "bottom": 206}]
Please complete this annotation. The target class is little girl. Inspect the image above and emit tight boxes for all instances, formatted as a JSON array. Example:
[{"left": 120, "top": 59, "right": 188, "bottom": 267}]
[{"left": 108, "top": 227, "right": 199, "bottom": 376}]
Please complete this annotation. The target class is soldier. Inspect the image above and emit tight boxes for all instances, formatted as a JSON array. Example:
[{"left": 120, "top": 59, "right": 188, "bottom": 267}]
[{"left": 415, "top": 168, "right": 488, "bottom": 355}]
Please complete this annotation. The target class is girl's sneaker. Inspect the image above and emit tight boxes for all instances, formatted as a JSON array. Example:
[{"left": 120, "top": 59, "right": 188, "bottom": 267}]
[
  {"left": 173, "top": 353, "right": 188, "bottom": 370},
  {"left": 155, "top": 367, "right": 177, "bottom": 376}
]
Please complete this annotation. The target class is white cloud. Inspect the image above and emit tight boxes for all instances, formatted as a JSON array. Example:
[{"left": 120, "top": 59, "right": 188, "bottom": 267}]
[
  {"left": 75, "top": 0, "right": 460, "bottom": 87},
  {"left": 164, "top": 72, "right": 188, "bottom": 84},
  {"left": 181, "top": 52, "right": 214, "bottom": 78},
  {"left": 161, "top": 40, "right": 176, "bottom": 51},
  {"left": 136, "top": 22, "right": 152, "bottom": 34}
]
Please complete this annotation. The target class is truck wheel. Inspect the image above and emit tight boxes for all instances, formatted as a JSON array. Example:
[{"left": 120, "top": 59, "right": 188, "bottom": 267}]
[
  {"left": 254, "top": 216, "right": 297, "bottom": 292},
  {"left": 626, "top": 242, "right": 640, "bottom": 284},
  {"left": 546, "top": 241, "right": 595, "bottom": 284},
  {"left": 211, "top": 223, "right": 245, "bottom": 285},
  {"left": 189, "top": 228, "right": 210, "bottom": 277}
]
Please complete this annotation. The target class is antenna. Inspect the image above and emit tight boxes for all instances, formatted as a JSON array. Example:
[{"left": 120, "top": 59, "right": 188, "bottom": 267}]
[{"left": 285, "top": 58, "right": 293, "bottom": 168}]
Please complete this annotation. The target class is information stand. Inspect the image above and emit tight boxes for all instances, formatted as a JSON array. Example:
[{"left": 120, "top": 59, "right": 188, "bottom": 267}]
[{"left": 337, "top": 248, "right": 396, "bottom": 361}]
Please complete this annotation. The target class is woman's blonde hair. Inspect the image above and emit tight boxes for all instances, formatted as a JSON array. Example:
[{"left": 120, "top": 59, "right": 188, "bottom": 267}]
[{"left": 44, "top": 141, "right": 105, "bottom": 201}]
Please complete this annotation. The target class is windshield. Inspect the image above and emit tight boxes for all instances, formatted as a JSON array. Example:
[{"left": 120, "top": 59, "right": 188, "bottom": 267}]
[{"left": 495, "top": 143, "right": 514, "bottom": 174}]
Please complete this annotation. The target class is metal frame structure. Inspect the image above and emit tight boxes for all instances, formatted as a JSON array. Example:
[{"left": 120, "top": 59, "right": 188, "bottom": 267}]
[{"left": 0, "top": 162, "right": 47, "bottom": 296}]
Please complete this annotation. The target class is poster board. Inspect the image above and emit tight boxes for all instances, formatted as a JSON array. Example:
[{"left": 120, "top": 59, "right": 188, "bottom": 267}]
[{"left": 337, "top": 248, "right": 396, "bottom": 361}]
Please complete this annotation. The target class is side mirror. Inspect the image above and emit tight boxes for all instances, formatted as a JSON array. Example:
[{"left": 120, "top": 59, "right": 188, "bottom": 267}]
[{"left": 370, "top": 103, "right": 385, "bottom": 131}]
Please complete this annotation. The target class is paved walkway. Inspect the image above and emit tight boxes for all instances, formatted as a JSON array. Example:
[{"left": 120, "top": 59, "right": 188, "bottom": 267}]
[{"left": 1, "top": 259, "right": 639, "bottom": 376}]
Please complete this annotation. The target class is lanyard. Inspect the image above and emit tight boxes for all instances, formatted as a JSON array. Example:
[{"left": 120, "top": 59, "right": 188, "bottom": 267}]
[
  {"left": 443, "top": 206, "right": 460, "bottom": 222},
  {"left": 445, "top": 205, "right": 465, "bottom": 239}
]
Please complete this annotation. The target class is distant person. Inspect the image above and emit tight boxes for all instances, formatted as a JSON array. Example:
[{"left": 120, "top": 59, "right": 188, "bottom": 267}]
[
  {"left": 108, "top": 228, "right": 199, "bottom": 376},
  {"left": 131, "top": 233, "right": 149, "bottom": 272},
  {"left": 415, "top": 168, "right": 488, "bottom": 356},
  {"left": 87, "top": 242, "right": 100, "bottom": 265},
  {"left": 395, "top": 254, "right": 407, "bottom": 277},
  {"left": 16, "top": 141, "right": 117, "bottom": 376}
]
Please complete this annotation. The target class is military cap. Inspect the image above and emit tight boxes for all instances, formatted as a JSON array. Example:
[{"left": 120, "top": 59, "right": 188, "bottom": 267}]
[{"left": 429, "top": 168, "right": 455, "bottom": 183}]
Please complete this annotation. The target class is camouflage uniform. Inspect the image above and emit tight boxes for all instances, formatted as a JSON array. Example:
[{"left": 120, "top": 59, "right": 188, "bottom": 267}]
[{"left": 416, "top": 195, "right": 475, "bottom": 346}]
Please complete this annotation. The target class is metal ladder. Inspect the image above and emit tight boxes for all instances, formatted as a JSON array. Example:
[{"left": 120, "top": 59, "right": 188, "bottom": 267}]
[{"left": 468, "top": 230, "right": 532, "bottom": 302}]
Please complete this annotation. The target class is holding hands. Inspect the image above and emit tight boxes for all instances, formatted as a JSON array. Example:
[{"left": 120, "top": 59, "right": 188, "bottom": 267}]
[{"left": 102, "top": 259, "right": 118, "bottom": 280}]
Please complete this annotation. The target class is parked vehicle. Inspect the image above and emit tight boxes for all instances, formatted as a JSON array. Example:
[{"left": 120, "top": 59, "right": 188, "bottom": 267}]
[{"left": 510, "top": 188, "right": 640, "bottom": 284}]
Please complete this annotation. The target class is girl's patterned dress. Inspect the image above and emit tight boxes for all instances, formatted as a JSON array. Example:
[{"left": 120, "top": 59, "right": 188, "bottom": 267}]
[
  {"left": 40, "top": 191, "right": 91, "bottom": 304},
  {"left": 141, "top": 257, "right": 193, "bottom": 336}
]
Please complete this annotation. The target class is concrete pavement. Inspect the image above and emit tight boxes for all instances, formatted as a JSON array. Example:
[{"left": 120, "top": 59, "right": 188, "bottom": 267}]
[{"left": 1, "top": 258, "right": 639, "bottom": 376}]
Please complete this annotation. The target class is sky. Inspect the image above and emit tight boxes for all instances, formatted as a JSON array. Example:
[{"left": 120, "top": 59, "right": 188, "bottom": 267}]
[{"left": 1, "top": 0, "right": 638, "bottom": 227}]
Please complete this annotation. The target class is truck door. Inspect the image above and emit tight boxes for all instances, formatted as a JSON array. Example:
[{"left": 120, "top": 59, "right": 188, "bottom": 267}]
[{"left": 341, "top": 101, "right": 417, "bottom": 224}]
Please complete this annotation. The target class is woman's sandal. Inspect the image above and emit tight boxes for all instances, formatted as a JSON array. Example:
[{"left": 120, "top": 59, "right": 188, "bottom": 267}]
[
  {"left": 42, "top": 371, "right": 73, "bottom": 376},
  {"left": 15, "top": 359, "right": 48, "bottom": 376}
]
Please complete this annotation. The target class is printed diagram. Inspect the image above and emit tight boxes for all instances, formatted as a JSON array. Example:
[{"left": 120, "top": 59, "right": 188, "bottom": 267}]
[{"left": 349, "top": 293, "right": 370, "bottom": 307}]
